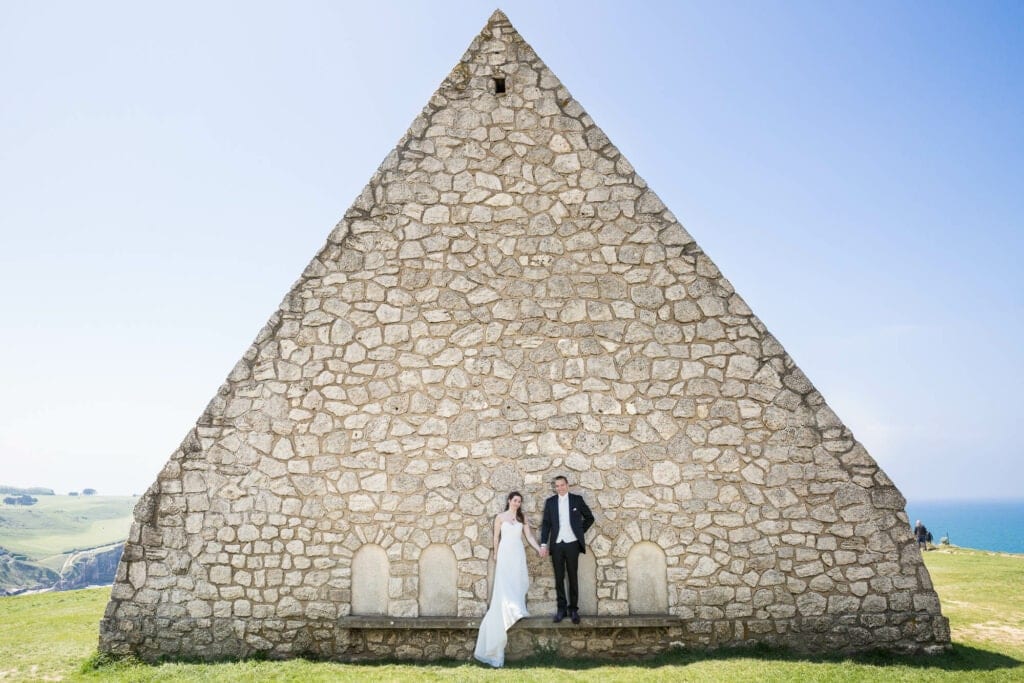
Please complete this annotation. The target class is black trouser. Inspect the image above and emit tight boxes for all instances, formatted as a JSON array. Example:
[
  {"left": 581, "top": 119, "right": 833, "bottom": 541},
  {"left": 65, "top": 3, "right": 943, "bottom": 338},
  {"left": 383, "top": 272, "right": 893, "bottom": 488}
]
[{"left": 551, "top": 541, "right": 581, "bottom": 611}]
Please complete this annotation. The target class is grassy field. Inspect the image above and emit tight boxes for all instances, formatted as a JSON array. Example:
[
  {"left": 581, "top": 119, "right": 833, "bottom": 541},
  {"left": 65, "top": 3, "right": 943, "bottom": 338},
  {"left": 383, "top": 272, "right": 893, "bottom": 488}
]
[
  {"left": 0, "top": 547, "right": 1021, "bottom": 681},
  {"left": 0, "top": 495, "right": 136, "bottom": 570},
  {"left": 924, "top": 547, "right": 1024, "bottom": 654}
]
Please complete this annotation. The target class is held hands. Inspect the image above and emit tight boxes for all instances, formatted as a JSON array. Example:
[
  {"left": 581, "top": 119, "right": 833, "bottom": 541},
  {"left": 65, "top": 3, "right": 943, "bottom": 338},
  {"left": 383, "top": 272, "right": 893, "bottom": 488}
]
[{"left": 539, "top": 546, "right": 548, "bottom": 558}]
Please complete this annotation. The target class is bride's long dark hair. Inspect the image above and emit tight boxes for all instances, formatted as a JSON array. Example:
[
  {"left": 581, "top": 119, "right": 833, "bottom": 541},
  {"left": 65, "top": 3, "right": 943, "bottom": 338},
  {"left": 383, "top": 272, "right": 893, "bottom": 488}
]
[{"left": 505, "top": 491, "right": 525, "bottom": 523}]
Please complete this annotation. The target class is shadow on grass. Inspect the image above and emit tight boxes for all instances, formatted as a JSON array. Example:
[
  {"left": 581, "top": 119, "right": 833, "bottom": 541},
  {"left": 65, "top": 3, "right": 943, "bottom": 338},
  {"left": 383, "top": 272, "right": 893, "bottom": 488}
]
[
  {"left": 499, "top": 642, "right": 1022, "bottom": 673},
  {"left": 85, "top": 643, "right": 1021, "bottom": 675}
]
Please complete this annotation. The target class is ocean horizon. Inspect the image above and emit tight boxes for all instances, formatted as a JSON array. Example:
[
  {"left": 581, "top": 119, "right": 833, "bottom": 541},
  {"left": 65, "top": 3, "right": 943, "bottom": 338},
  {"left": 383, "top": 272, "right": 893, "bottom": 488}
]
[{"left": 905, "top": 498, "right": 1024, "bottom": 555}]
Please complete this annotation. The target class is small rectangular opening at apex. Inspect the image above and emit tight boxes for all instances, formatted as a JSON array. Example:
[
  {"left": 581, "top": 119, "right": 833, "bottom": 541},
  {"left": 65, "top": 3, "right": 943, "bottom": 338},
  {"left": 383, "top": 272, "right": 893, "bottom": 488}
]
[{"left": 494, "top": 77, "right": 506, "bottom": 94}]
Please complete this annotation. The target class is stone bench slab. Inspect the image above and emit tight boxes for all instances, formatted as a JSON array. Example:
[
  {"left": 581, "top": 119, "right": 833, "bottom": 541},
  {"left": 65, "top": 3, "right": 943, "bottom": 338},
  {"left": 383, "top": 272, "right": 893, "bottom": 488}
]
[{"left": 338, "top": 615, "right": 681, "bottom": 630}]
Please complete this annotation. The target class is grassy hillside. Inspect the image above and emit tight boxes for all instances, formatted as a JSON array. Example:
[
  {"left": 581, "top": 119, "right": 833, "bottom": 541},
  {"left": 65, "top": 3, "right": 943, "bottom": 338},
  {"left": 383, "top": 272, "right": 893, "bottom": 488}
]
[
  {"left": 0, "top": 547, "right": 1021, "bottom": 681},
  {"left": 0, "top": 495, "right": 136, "bottom": 568}
]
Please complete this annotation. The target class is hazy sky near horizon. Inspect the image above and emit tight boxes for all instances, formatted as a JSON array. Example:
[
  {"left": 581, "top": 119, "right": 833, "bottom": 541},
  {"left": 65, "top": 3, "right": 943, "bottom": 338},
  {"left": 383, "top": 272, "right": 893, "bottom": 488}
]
[{"left": 1, "top": 1, "right": 1021, "bottom": 502}]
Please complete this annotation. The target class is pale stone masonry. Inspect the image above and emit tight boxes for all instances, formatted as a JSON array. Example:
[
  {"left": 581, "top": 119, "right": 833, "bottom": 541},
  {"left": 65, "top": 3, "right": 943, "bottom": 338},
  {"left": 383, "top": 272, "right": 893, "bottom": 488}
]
[{"left": 100, "top": 10, "right": 949, "bottom": 661}]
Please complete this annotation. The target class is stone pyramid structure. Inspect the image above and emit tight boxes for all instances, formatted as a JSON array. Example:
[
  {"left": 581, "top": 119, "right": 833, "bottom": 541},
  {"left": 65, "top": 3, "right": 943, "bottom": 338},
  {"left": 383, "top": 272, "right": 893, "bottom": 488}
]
[{"left": 100, "top": 10, "right": 949, "bottom": 661}]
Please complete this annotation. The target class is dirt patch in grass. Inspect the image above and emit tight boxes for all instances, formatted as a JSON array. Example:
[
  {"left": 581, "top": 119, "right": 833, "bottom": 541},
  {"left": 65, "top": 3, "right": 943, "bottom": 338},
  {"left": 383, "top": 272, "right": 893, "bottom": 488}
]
[{"left": 956, "top": 622, "right": 1024, "bottom": 647}]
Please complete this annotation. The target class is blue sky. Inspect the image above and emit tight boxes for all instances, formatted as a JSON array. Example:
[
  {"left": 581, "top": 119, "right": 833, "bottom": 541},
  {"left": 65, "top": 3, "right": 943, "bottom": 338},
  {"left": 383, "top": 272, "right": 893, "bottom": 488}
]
[{"left": 1, "top": 1, "right": 1021, "bottom": 501}]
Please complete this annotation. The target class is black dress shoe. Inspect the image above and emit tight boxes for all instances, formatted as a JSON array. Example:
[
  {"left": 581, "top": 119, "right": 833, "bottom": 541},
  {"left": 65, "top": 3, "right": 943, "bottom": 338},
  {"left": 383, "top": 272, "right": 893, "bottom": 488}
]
[
  {"left": 553, "top": 609, "right": 566, "bottom": 623},
  {"left": 570, "top": 609, "right": 580, "bottom": 624}
]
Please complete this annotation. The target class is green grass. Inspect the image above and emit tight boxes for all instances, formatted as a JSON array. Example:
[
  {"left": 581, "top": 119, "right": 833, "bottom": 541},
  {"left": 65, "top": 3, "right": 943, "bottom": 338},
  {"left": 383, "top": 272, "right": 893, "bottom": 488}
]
[
  {"left": 0, "top": 495, "right": 136, "bottom": 563},
  {"left": 0, "top": 586, "right": 111, "bottom": 680},
  {"left": 923, "top": 547, "right": 1024, "bottom": 653},
  {"left": 0, "top": 547, "right": 1021, "bottom": 681}
]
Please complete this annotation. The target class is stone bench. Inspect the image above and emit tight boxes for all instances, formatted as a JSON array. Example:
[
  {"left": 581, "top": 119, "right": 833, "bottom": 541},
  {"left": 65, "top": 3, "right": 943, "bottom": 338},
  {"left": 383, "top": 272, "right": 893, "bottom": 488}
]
[
  {"left": 337, "top": 615, "right": 682, "bottom": 630},
  {"left": 335, "top": 615, "right": 686, "bottom": 660}
]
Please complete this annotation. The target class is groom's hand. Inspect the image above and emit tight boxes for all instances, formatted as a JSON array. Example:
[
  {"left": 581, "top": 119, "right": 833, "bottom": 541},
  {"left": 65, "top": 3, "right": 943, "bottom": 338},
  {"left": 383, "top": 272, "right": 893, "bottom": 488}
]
[{"left": 539, "top": 546, "right": 548, "bottom": 558}]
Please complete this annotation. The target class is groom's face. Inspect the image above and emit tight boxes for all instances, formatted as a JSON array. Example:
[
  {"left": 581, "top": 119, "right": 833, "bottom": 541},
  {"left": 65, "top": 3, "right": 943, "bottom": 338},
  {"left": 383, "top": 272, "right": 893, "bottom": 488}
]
[{"left": 554, "top": 479, "right": 568, "bottom": 496}]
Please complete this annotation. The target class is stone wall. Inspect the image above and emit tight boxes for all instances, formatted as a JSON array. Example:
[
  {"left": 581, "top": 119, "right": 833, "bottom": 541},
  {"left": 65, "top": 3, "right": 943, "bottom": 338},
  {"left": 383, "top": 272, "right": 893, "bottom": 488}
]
[{"left": 99, "top": 10, "right": 949, "bottom": 661}]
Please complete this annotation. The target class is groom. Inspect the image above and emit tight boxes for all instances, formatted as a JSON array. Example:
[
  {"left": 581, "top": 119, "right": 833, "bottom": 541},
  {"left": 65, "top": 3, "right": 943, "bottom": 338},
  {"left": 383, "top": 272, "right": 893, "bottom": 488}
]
[{"left": 539, "top": 475, "right": 595, "bottom": 624}]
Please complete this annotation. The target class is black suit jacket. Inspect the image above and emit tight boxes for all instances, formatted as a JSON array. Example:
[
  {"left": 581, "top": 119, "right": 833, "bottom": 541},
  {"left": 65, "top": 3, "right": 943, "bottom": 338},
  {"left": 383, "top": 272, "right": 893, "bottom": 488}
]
[{"left": 540, "top": 493, "right": 595, "bottom": 553}]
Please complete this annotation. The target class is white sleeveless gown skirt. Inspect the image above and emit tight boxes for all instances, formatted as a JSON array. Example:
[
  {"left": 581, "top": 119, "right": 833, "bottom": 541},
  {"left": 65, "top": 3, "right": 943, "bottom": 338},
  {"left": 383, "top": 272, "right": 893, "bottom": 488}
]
[{"left": 473, "top": 520, "right": 530, "bottom": 667}]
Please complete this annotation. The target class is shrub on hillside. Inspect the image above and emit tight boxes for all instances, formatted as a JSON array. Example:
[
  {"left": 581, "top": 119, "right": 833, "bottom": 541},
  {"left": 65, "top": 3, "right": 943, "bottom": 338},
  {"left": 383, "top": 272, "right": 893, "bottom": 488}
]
[{"left": 2, "top": 494, "right": 38, "bottom": 505}]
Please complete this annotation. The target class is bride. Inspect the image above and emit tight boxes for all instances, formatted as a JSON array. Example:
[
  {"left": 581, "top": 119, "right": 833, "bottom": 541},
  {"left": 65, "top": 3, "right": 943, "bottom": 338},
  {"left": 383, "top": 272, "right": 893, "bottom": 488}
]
[{"left": 473, "top": 491, "right": 541, "bottom": 668}]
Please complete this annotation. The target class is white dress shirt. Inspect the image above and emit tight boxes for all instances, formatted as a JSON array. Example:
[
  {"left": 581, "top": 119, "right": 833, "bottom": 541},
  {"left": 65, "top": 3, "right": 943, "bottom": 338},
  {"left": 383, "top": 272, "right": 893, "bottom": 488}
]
[{"left": 555, "top": 493, "right": 577, "bottom": 543}]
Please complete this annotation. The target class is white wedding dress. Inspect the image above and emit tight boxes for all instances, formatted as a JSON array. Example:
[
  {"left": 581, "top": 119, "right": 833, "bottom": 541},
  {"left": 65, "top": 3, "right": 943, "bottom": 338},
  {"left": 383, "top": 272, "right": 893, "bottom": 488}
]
[{"left": 474, "top": 519, "right": 530, "bottom": 667}]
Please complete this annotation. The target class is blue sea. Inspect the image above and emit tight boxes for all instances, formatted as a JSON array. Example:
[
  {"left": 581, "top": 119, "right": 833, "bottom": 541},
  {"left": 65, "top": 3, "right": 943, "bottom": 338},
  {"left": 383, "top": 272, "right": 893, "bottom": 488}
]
[{"left": 905, "top": 499, "right": 1024, "bottom": 554}]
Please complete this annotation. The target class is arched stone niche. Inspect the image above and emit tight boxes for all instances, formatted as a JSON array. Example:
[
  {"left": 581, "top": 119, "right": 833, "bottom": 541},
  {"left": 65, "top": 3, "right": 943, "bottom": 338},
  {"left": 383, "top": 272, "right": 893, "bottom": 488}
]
[
  {"left": 418, "top": 544, "right": 457, "bottom": 616},
  {"left": 578, "top": 550, "right": 597, "bottom": 615},
  {"left": 627, "top": 542, "right": 668, "bottom": 614},
  {"left": 352, "top": 544, "right": 389, "bottom": 616}
]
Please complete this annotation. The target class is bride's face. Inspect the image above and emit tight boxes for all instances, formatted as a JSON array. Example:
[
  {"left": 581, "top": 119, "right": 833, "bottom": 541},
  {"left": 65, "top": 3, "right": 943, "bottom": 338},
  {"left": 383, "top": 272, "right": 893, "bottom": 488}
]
[{"left": 508, "top": 495, "right": 522, "bottom": 511}]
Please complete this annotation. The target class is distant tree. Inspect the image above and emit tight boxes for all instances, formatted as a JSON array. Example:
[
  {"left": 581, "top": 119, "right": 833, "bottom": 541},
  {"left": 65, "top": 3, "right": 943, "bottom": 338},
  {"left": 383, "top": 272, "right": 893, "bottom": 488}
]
[
  {"left": 69, "top": 491, "right": 79, "bottom": 496},
  {"left": 0, "top": 486, "right": 54, "bottom": 496},
  {"left": 82, "top": 488, "right": 97, "bottom": 496}
]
